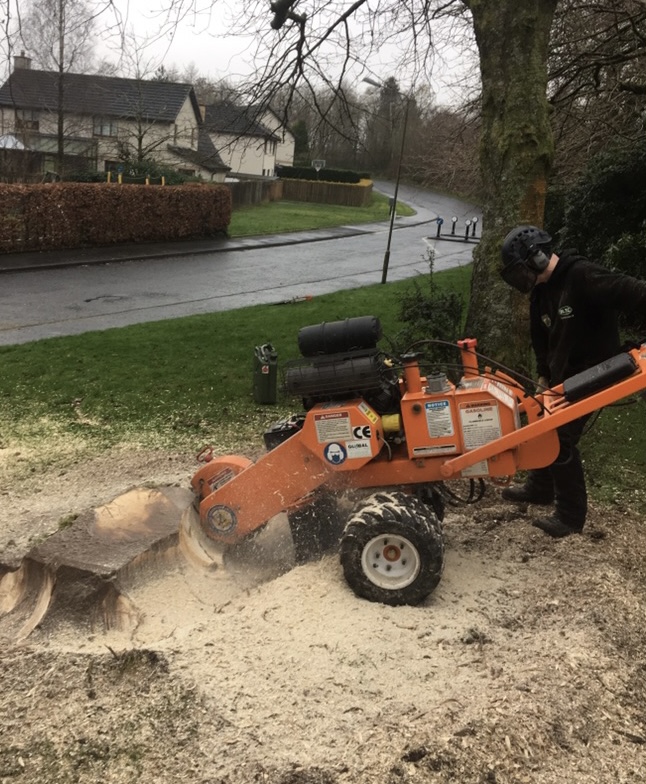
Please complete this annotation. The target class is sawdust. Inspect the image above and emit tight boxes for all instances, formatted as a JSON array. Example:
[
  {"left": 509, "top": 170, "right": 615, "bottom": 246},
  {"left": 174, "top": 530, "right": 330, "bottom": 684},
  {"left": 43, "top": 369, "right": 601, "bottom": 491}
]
[{"left": 1, "top": 446, "right": 646, "bottom": 783}]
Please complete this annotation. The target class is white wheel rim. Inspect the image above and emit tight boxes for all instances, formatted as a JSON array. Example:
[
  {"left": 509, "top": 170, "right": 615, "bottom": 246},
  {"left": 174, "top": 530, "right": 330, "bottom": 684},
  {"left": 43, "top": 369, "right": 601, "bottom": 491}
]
[{"left": 360, "top": 533, "right": 421, "bottom": 590}]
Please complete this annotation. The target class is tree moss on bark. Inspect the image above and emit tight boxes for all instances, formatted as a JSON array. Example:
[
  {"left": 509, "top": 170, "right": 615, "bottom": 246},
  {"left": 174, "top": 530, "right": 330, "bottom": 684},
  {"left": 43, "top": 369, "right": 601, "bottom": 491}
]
[{"left": 462, "top": 0, "right": 558, "bottom": 375}]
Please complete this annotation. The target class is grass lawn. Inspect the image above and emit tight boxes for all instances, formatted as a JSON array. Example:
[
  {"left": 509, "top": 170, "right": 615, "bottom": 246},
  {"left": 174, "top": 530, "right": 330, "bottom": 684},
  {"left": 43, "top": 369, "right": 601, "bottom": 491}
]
[{"left": 229, "top": 191, "right": 415, "bottom": 237}]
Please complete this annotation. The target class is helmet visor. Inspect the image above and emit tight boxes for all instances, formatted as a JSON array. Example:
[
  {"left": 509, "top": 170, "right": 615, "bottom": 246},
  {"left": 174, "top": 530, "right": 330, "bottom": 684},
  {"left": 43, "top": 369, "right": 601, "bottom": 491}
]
[{"left": 500, "top": 260, "right": 538, "bottom": 294}]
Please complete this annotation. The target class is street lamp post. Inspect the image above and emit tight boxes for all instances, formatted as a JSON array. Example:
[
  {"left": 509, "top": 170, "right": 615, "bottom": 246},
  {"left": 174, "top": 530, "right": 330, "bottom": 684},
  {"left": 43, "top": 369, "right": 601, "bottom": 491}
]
[{"left": 363, "top": 76, "right": 410, "bottom": 284}]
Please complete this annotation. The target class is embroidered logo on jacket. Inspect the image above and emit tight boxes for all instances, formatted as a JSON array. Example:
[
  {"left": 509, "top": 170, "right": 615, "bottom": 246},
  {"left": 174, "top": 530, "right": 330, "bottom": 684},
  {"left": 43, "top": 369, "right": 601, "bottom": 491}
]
[{"left": 558, "top": 305, "right": 574, "bottom": 319}]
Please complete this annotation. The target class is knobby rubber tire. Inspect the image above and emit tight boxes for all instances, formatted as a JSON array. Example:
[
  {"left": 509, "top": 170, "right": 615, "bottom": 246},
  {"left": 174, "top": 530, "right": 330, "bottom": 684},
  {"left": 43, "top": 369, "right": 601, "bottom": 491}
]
[
  {"left": 288, "top": 491, "right": 343, "bottom": 565},
  {"left": 340, "top": 491, "right": 444, "bottom": 606}
]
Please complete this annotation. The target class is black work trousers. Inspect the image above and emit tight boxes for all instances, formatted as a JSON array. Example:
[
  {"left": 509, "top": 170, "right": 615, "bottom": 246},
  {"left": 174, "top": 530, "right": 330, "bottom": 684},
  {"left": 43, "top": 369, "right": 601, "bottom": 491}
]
[{"left": 524, "top": 415, "right": 591, "bottom": 528}]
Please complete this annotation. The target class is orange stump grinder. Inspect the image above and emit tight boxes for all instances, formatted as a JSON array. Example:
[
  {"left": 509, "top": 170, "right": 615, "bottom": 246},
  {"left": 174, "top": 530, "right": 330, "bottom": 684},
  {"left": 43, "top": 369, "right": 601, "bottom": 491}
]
[{"left": 190, "top": 316, "right": 646, "bottom": 606}]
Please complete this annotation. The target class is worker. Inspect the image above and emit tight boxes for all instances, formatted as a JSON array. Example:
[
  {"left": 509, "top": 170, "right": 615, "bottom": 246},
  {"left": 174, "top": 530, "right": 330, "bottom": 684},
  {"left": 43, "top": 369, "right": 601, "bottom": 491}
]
[{"left": 499, "top": 224, "right": 646, "bottom": 538}]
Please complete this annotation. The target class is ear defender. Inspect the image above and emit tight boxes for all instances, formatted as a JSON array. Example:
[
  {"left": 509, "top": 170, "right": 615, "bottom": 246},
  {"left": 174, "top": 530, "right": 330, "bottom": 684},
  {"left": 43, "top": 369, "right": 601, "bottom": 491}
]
[
  {"left": 525, "top": 244, "right": 550, "bottom": 272},
  {"left": 500, "top": 225, "right": 553, "bottom": 293}
]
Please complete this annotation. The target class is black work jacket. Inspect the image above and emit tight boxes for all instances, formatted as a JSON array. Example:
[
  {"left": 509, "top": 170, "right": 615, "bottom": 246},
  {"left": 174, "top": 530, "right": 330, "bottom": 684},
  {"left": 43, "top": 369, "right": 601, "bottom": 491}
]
[{"left": 530, "top": 250, "right": 646, "bottom": 385}]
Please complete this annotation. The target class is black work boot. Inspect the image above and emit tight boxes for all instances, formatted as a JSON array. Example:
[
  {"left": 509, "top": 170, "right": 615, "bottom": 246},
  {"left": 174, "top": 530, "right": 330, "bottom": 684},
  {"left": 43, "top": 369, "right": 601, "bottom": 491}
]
[
  {"left": 501, "top": 484, "right": 554, "bottom": 505},
  {"left": 532, "top": 515, "right": 583, "bottom": 538}
]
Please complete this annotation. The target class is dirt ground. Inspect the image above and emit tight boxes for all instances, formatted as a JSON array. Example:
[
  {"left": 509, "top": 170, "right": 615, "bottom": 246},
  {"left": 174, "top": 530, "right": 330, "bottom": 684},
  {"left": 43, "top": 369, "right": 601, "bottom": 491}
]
[{"left": 1, "top": 445, "right": 646, "bottom": 784}]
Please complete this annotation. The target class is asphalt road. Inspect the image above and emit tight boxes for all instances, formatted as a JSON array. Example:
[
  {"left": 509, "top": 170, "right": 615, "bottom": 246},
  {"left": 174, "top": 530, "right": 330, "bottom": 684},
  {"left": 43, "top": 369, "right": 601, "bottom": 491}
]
[{"left": 0, "top": 183, "right": 480, "bottom": 346}]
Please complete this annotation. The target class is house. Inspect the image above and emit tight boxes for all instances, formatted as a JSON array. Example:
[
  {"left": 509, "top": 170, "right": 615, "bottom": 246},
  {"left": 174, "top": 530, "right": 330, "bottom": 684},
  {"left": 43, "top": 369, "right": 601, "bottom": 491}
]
[
  {"left": 203, "top": 101, "right": 294, "bottom": 179},
  {"left": 0, "top": 54, "right": 230, "bottom": 181},
  {"left": 252, "top": 106, "right": 295, "bottom": 170}
]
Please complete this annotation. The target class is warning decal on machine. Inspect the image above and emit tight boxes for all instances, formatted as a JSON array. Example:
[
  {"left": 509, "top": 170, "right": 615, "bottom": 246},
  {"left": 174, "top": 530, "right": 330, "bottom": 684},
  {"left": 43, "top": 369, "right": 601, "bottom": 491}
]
[
  {"left": 314, "top": 411, "right": 352, "bottom": 443},
  {"left": 207, "top": 468, "right": 236, "bottom": 492},
  {"left": 413, "top": 444, "right": 457, "bottom": 456},
  {"left": 358, "top": 401, "right": 379, "bottom": 424},
  {"left": 459, "top": 401, "right": 501, "bottom": 449},
  {"left": 483, "top": 379, "right": 516, "bottom": 409},
  {"left": 425, "top": 400, "right": 454, "bottom": 437},
  {"left": 461, "top": 460, "right": 489, "bottom": 477}
]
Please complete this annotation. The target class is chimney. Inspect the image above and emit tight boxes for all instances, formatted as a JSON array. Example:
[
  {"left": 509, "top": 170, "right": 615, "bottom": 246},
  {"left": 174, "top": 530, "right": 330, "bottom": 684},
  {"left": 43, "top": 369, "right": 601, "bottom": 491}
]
[{"left": 14, "top": 51, "right": 32, "bottom": 70}]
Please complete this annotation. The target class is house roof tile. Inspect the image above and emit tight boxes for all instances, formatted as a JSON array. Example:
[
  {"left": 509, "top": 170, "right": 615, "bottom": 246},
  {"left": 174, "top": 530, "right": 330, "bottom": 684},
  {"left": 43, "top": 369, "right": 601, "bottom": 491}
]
[
  {"left": 0, "top": 68, "right": 198, "bottom": 123},
  {"left": 203, "top": 101, "right": 279, "bottom": 140}
]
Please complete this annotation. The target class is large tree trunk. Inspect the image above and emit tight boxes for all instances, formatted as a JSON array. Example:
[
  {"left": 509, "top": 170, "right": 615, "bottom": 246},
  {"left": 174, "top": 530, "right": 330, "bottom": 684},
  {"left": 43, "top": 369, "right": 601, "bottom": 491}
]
[{"left": 462, "top": 0, "right": 558, "bottom": 375}]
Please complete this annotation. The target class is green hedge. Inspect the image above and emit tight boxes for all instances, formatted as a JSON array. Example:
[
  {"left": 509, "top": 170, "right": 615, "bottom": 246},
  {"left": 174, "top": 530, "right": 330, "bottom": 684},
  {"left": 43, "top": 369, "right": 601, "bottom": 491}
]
[{"left": 276, "top": 165, "right": 370, "bottom": 184}]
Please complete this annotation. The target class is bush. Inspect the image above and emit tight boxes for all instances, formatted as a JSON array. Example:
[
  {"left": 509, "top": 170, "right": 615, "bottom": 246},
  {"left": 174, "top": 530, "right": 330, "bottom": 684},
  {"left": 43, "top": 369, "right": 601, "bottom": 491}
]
[
  {"left": 0, "top": 182, "right": 231, "bottom": 252},
  {"left": 560, "top": 142, "right": 646, "bottom": 265},
  {"left": 393, "top": 250, "right": 464, "bottom": 378},
  {"left": 65, "top": 160, "right": 201, "bottom": 186},
  {"left": 276, "top": 165, "right": 365, "bottom": 184},
  {"left": 117, "top": 159, "right": 201, "bottom": 186},
  {"left": 603, "top": 229, "right": 646, "bottom": 279}
]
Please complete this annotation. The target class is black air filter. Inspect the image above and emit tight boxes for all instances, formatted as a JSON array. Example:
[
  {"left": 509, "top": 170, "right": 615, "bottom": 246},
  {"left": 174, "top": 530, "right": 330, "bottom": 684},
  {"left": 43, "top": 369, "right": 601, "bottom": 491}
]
[{"left": 298, "top": 316, "right": 382, "bottom": 357}]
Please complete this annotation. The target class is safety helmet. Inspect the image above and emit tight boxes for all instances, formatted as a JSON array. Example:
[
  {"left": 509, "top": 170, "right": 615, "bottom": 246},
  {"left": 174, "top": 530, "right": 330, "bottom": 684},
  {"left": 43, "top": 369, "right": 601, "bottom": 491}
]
[
  {"left": 500, "top": 225, "right": 553, "bottom": 293},
  {"left": 501, "top": 225, "right": 552, "bottom": 268}
]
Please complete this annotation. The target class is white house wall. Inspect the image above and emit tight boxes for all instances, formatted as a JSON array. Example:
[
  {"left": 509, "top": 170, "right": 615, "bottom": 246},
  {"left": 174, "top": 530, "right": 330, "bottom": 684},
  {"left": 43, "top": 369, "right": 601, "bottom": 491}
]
[
  {"left": 210, "top": 131, "right": 276, "bottom": 178},
  {"left": 174, "top": 97, "right": 199, "bottom": 148},
  {"left": 257, "top": 109, "right": 295, "bottom": 168}
]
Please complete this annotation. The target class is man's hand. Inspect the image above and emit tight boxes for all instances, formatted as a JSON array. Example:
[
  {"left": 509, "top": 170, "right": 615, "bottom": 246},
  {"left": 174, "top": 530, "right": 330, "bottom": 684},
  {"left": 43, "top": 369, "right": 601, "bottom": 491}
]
[{"left": 536, "top": 376, "right": 550, "bottom": 394}]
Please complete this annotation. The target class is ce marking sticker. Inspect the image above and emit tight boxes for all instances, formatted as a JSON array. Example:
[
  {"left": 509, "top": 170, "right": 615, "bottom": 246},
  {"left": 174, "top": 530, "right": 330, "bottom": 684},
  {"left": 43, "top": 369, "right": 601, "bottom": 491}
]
[{"left": 352, "top": 425, "right": 372, "bottom": 439}]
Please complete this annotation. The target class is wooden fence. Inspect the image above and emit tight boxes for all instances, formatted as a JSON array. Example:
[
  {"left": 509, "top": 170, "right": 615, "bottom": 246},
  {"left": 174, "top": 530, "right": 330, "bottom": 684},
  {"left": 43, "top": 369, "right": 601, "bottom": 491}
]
[
  {"left": 225, "top": 178, "right": 283, "bottom": 208},
  {"left": 281, "top": 178, "right": 373, "bottom": 207}
]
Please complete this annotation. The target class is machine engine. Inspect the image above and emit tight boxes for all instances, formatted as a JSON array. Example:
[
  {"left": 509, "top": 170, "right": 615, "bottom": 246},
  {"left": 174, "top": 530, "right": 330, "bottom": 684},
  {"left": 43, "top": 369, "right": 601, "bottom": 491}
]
[{"left": 283, "top": 316, "right": 401, "bottom": 414}]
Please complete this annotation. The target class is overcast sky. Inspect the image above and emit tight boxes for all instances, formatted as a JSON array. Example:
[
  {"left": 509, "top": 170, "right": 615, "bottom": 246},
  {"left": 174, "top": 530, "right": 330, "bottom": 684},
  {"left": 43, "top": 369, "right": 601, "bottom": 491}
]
[{"left": 102, "top": 1, "right": 259, "bottom": 81}]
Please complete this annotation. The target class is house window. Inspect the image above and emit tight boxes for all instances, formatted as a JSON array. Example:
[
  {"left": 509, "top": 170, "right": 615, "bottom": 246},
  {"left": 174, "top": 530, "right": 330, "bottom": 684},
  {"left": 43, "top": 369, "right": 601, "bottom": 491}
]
[
  {"left": 16, "top": 109, "right": 39, "bottom": 131},
  {"left": 93, "top": 118, "right": 118, "bottom": 137}
]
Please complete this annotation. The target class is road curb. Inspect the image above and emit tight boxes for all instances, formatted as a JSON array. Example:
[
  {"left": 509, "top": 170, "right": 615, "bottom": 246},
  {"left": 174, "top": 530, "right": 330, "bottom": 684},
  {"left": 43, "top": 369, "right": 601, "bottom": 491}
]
[{"left": 0, "top": 218, "right": 436, "bottom": 275}]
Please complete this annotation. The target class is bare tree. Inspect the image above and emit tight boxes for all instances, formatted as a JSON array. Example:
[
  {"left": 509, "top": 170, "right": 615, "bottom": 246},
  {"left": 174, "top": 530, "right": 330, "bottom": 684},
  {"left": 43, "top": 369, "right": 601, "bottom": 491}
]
[
  {"left": 410, "top": 105, "right": 481, "bottom": 197},
  {"left": 548, "top": 0, "right": 646, "bottom": 183},
  {"left": 20, "top": 0, "right": 99, "bottom": 72}
]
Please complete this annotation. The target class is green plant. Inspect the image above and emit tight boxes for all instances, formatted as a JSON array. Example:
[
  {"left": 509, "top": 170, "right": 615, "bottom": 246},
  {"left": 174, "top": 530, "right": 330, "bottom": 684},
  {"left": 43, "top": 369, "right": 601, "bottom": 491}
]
[
  {"left": 603, "top": 228, "right": 646, "bottom": 279},
  {"left": 561, "top": 142, "right": 646, "bottom": 265},
  {"left": 276, "top": 165, "right": 366, "bottom": 183},
  {"left": 393, "top": 249, "right": 466, "bottom": 378},
  {"left": 118, "top": 158, "right": 200, "bottom": 185}
]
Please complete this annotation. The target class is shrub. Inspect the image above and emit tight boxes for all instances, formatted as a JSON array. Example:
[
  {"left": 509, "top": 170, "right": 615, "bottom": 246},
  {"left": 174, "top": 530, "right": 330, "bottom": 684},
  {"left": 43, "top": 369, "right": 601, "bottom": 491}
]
[
  {"left": 560, "top": 142, "right": 646, "bottom": 265},
  {"left": 0, "top": 182, "right": 231, "bottom": 252},
  {"left": 276, "top": 165, "right": 365, "bottom": 184},
  {"left": 393, "top": 249, "right": 464, "bottom": 379}
]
